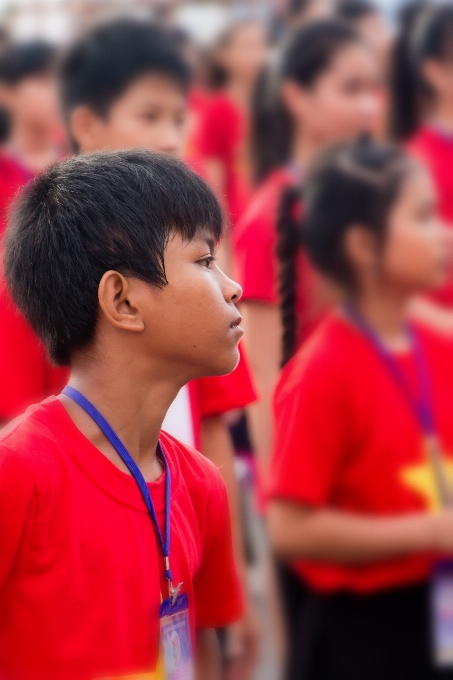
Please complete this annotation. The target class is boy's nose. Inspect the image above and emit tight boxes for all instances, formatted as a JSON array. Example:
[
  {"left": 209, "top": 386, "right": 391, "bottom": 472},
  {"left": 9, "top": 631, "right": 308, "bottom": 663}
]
[{"left": 225, "top": 276, "right": 242, "bottom": 304}]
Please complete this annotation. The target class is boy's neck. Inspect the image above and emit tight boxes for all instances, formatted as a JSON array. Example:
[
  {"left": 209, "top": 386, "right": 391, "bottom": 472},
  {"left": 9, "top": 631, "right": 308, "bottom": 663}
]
[
  {"left": 61, "top": 359, "right": 182, "bottom": 483},
  {"left": 348, "top": 286, "right": 410, "bottom": 351}
]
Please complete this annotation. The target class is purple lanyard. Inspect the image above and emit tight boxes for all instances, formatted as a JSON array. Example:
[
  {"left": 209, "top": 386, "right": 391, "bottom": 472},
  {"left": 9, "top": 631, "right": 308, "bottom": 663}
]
[
  {"left": 63, "top": 386, "right": 177, "bottom": 599},
  {"left": 343, "top": 302, "right": 435, "bottom": 436}
]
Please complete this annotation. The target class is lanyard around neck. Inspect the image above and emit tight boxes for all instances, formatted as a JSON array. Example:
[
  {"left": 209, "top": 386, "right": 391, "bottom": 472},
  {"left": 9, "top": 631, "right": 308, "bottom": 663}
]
[
  {"left": 343, "top": 302, "right": 435, "bottom": 436},
  {"left": 343, "top": 303, "right": 453, "bottom": 506},
  {"left": 62, "top": 385, "right": 177, "bottom": 599}
]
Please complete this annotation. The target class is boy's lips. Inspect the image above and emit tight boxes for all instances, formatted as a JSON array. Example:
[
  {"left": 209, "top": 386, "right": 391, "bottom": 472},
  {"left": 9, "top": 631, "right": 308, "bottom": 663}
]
[{"left": 230, "top": 315, "right": 244, "bottom": 338}]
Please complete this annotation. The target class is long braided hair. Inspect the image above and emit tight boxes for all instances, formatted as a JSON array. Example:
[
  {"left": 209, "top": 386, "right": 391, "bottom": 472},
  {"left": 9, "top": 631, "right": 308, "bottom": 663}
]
[{"left": 277, "top": 137, "right": 414, "bottom": 365}]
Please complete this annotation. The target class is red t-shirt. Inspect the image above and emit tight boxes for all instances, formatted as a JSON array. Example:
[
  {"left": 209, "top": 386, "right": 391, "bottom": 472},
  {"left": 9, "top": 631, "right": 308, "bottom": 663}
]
[
  {"left": 0, "top": 397, "right": 242, "bottom": 679},
  {"left": 269, "top": 312, "right": 453, "bottom": 594},
  {"left": 234, "top": 166, "right": 332, "bottom": 346},
  {"left": 184, "top": 87, "right": 210, "bottom": 179},
  {"left": 196, "top": 92, "right": 251, "bottom": 226},
  {"left": 0, "top": 152, "right": 31, "bottom": 236},
  {"left": 0, "top": 157, "right": 69, "bottom": 421},
  {"left": 407, "top": 125, "right": 453, "bottom": 306},
  {"left": 0, "top": 265, "right": 69, "bottom": 421}
]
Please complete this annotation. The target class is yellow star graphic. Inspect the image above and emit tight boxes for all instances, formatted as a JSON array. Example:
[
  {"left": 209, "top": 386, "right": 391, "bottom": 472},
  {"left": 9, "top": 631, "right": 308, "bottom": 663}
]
[{"left": 400, "top": 440, "right": 453, "bottom": 512}]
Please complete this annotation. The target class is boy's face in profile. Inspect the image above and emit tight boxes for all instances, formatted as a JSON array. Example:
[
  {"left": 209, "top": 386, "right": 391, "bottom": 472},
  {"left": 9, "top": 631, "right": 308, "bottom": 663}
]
[
  {"left": 104, "top": 230, "right": 243, "bottom": 381},
  {"left": 71, "top": 74, "right": 188, "bottom": 156}
]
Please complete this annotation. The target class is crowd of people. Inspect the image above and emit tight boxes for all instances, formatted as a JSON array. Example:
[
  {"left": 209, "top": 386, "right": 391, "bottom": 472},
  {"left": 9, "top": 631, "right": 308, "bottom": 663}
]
[{"left": 1, "top": 0, "right": 453, "bottom": 678}]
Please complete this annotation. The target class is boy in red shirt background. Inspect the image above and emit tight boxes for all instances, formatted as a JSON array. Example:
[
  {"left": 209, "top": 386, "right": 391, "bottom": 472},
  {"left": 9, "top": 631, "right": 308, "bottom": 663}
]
[
  {"left": 0, "top": 41, "right": 67, "bottom": 423},
  {"left": 0, "top": 150, "right": 243, "bottom": 679}
]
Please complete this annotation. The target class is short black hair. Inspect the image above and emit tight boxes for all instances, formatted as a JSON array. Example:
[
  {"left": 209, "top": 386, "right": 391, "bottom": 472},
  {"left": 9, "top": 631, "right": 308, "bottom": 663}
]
[
  {"left": 60, "top": 19, "right": 191, "bottom": 128},
  {"left": 4, "top": 150, "right": 223, "bottom": 366},
  {"left": 0, "top": 40, "right": 57, "bottom": 85}
]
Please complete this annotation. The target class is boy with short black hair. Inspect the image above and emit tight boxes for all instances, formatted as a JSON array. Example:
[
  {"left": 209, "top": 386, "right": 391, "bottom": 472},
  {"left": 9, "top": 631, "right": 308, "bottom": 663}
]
[
  {"left": 58, "top": 22, "right": 260, "bottom": 672},
  {"left": 60, "top": 20, "right": 191, "bottom": 156},
  {"left": 0, "top": 149, "right": 243, "bottom": 679}
]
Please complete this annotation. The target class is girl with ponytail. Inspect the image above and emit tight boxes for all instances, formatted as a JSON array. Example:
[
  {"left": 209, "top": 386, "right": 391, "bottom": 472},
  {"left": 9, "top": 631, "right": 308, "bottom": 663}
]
[
  {"left": 390, "top": 4, "right": 453, "bottom": 332},
  {"left": 234, "top": 18, "right": 380, "bottom": 475},
  {"left": 269, "top": 137, "right": 453, "bottom": 680}
]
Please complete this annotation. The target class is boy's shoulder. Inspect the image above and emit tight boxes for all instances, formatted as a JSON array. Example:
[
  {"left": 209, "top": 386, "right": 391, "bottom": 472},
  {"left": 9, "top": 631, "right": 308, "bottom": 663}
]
[{"left": 0, "top": 399, "right": 66, "bottom": 482}]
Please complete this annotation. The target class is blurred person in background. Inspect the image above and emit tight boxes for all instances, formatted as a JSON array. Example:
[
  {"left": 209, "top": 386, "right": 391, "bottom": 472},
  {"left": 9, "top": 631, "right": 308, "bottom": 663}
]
[
  {"left": 390, "top": 3, "right": 453, "bottom": 336},
  {"left": 337, "top": 0, "right": 393, "bottom": 138},
  {"left": 0, "top": 40, "right": 67, "bottom": 425},
  {"left": 0, "top": 41, "right": 63, "bottom": 176},
  {"left": 195, "top": 17, "right": 269, "bottom": 272},
  {"left": 235, "top": 19, "right": 381, "bottom": 482},
  {"left": 337, "top": 0, "right": 393, "bottom": 73},
  {"left": 59, "top": 19, "right": 259, "bottom": 679},
  {"left": 269, "top": 137, "right": 453, "bottom": 680}
]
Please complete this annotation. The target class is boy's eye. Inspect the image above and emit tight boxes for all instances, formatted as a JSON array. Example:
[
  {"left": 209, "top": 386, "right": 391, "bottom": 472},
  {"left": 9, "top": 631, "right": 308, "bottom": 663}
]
[{"left": 199, "top": 256, "right": 215, "bottom": 269}]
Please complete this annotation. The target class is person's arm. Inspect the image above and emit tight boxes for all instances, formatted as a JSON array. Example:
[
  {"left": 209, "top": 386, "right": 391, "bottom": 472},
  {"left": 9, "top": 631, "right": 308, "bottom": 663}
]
[
  {"left": 268, "top": 500, "right": 453, "bottom": 563},
  {"left": 241, "top": 302, "right": 281, "bottom": 478},
  {"left": 201, "top": 416, "right": 260, "bottom": 676},
  {"left": 195, "top": 628, "right": 221, "bottom": 680}
]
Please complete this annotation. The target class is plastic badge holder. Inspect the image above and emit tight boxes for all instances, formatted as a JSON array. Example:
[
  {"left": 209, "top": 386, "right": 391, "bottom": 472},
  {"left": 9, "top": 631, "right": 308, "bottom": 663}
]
[
  {"left": 431, "top": 560, "right": 453, "bottom": 667},
  {"left": 160, "top": 593, "right": 194, "bottom": 680}
]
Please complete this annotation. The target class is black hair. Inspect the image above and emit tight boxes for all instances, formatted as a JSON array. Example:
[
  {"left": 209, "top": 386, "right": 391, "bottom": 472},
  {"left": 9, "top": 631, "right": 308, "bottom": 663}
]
[
  {"left": 278, "top": 137, "right": 413, "bottom": 364},
  {"left": 389, "top": 2, "right": 453, "bottom": 141},
  {"left": 251, "top": 19, "right": 361, "bottom": 183},
  {"left": 0, "top": 40, "right": 57, "bottom": 85},
  {"left": 3, "top": 150, "right": 223, "bottom": 366},
  {"left": 337, "top": 0, "right": 378, "bottom": 22},
  {"left": 60, "top": 19, "right": 191, "bottom": 149}
]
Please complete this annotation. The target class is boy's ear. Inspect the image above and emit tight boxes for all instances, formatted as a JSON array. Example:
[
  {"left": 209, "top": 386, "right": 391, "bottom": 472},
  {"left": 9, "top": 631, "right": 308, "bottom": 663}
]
[
  {"left": 98, "top": 271, "right": 145, "bottom": 333},
  {"left": 69, "top": 105, "right": 105, "bottom": 153}
]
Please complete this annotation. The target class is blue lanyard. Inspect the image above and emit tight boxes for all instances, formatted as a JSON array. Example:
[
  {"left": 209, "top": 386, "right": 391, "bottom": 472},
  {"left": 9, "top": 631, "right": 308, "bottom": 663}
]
[
  {"left": 343, "top": 302, "right": 435, "bottom": 436},
  {"left": 62, "top": 385, "right": 177, "bottom": 598},
  {"left": 344, "top": 302, "right": 453, "bottom": 506}
]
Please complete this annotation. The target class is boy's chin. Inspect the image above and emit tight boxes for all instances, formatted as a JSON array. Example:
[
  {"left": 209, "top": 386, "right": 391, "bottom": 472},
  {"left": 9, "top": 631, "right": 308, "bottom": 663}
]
[{"left": 204, "top": 348, "right": 240, "bottom": 378}]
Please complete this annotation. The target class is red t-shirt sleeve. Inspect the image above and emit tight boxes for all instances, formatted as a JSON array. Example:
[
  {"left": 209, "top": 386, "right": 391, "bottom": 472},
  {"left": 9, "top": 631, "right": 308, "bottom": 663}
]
[
  {"left": 234, "top": 207, "right": 278, "bottom": 305},
  {"left": 0, "top": 283, "right": 68, "bottom": 419},
  {"left": 268, "top": 352, "right": 348, "bottom": 507},
  {"left": 0, "top": 448, "right": 35, "bottom": 587},
  {"left": 192, "top": 467, "right": 243, "bottom": 627},
  {"left": 196, "top": 345, "right": 258, "bottom": 418},
  {"left": 197, "top": 98, "right": 237, "bottom": 162}
]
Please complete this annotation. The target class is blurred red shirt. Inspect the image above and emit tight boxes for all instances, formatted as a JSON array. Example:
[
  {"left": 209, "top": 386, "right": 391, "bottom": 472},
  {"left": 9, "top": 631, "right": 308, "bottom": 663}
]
[
  {"left": 0, "top": 152, "right": 31, "bottom": 236},
  {"left": 269, "top": 312, "right": 453, "bottom": 593},
  {"left": 196, "top": 92, "right": 251, "bottom": 227}
]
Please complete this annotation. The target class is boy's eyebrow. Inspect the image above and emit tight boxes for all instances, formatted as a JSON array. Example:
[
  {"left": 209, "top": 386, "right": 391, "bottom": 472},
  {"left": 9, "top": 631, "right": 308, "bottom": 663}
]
[{"left": 194, "top": 233, "right": 216, "bottom": 252}]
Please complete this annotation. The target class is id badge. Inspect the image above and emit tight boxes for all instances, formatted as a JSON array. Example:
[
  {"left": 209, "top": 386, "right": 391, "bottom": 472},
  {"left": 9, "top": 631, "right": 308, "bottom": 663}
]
[
  {"left": 431, "top": 561, "right": 453, "bottom": 667},
  {"left": 160, "top": 593, "right": 193, "bottom": 680}
]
